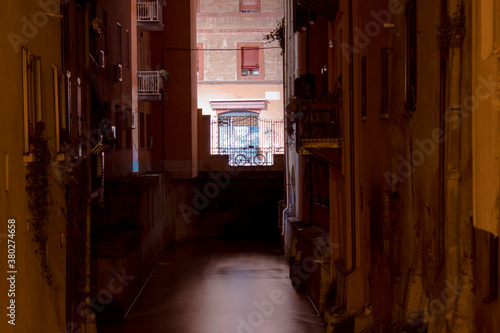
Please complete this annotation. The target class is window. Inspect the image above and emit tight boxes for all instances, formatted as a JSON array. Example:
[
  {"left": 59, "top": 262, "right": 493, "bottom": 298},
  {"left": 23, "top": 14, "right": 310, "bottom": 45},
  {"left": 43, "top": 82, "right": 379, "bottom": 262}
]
[
  {"left": 241, "top": 47, "right": 260, "bottom": 77},
  {"left": 237, "top": 43, "right": 264, "bottom": 79},
  {"left": 240, "top": 0, "right": 259, "bottom": 13},
  {"left": 381, "top": 47, "right": 389, "bottom": 115},
  {"left": 22, "top": 48, "right": 37, "bottom": 154},
  {"left": 406, "top": 0, "right": 416, "bottom": 112},
  {"left": 361, "top": 56, "right": 367, "bottom": 119},
  {"left": 125, "top": 29, "right": 130, "bottom": 67},
  {"left": 117, "top": 22, "right": 122, "bottom": 63}
]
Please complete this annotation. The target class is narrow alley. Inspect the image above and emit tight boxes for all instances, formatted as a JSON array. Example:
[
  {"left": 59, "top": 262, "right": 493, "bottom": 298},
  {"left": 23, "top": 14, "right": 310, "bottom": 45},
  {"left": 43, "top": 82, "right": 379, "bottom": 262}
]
[
  {"left": 97, "top": 237, "right": 326, "bottom": 333},
  {"left": 2, "top": 0, "right": 500, "bottom": 333}
]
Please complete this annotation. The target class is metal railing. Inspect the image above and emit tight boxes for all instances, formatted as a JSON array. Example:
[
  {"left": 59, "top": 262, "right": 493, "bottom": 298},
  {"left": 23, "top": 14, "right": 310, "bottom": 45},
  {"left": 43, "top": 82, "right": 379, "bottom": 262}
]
[
  {"left": 295, "top": 102, "right": 342, "bottom": 145},
  {"left": 210, "top": 116, "right": 284, "bottom": 166},
  {"left": 137, "top": 71, "right": 161, "bottom": 94},
  {"left": 137, "top": 0, "right": 163, "bottom": 22}
]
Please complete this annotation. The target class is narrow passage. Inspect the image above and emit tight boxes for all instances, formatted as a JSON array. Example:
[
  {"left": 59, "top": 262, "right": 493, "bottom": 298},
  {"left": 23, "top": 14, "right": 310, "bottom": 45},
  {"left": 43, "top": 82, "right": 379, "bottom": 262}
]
[{"left": 97, "top": 237, "right": 326, "bottom": 333}]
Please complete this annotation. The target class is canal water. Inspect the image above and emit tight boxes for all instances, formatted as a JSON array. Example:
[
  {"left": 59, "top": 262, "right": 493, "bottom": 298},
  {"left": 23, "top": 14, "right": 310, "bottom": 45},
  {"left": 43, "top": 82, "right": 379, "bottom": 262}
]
[{"left": 97, "top": 236, "right": 326, "bottom": 333}]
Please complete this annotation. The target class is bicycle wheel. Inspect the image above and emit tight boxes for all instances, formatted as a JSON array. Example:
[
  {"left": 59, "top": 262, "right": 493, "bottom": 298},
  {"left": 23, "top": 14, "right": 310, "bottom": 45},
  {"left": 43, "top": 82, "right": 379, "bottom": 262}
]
[
  {"left": 253, "top": 154, "right": 266, "bottom": 166},
  {"left": 234, "top": 154, "right": 247, "bottom": 166}
]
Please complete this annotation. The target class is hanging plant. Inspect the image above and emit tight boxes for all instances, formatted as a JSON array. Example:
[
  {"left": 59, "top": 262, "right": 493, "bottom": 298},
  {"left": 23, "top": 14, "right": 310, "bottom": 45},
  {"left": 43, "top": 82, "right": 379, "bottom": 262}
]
[
  {"left": 55, "top": 130, "right": 87, "bottom": 288},
  {"left": 158, "top": 70, "right": 172, "bottom": 105},
  {"left": 25, "top": 121, "right": 54, "bottom": 287},
  {"left": 158, "top": 69, "right": 172, "bottom": 83},
  {"left": 285, "top": 97, "right": 302, "bottom": 140},
  {"left": 90, "top": 17, "right": 104, "bottom": 37},
  {"left": 264, "top": 18, "right": 285, "bottom": 55}
]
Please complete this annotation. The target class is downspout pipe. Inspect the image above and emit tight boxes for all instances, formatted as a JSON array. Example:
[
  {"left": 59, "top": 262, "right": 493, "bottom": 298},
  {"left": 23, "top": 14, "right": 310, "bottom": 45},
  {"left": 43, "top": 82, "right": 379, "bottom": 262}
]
[
  {"left": 282, "top": 0, "right": 291, "bottom": 237},
  {"left": 281, "top": 0, "right": 297, "bottom": 236},
  {"left": 282, "top": 182, "right": 295, "bottom": 236},
  {"left": 344, "top": 0, "right": 356, "bottom": 276}
]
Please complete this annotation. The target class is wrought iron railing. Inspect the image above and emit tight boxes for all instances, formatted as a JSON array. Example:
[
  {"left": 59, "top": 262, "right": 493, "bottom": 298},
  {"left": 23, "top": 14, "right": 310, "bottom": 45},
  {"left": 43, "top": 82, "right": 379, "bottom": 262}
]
[
  {"left": 210, "top": 116, "right": 284, "bottom": 166},
  {"left": 137, "top": 71, "right": 161, "bottom": 94},
  {"left": 295, "top": 101, "right": 342, "bottom": 147},
  {"left": 137, "top": 0, "right": 163, "bottom": 22}
]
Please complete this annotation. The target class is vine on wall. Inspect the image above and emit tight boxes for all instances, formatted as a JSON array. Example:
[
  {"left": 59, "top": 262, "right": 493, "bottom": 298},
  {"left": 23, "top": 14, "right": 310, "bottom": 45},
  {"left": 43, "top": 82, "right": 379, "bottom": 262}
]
[
  {"left": 59, "top": 133, "right": 87, "bottom": 286},
  {"left": 25, "top": 121, "right": 53, "bottom": 287},
  {"left": 264, "top": 18, "right": 285, "bottom": 55},
  {"left": 436, "top": 7, "right": 466, "bottom": 51}
]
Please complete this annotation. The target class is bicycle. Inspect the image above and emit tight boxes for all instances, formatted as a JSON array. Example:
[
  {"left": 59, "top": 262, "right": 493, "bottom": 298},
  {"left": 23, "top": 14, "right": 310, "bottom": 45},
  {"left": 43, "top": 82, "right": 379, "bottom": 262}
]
[{"left": 234, "top": 149, "right": 266, "bottom": 166}]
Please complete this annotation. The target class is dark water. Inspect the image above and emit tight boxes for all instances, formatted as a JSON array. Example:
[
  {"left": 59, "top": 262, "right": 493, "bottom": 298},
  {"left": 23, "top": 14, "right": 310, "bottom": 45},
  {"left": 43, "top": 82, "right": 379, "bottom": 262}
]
[{"left": 97, "top": 237, "right": 326, "bottom": 333}]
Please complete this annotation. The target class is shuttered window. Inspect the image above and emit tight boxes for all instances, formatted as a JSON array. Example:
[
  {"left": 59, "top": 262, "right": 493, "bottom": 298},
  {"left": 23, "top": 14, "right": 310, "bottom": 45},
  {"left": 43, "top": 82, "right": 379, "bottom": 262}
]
[{"left": 241, "top": 47, "right": 260, "bottom": 76}]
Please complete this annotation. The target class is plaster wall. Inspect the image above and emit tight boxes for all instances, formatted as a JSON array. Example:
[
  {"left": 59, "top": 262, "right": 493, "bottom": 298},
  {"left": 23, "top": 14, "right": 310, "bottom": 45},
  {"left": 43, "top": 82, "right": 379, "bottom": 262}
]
[{"left": 0, "top": 1, "right": 66, "bottom": 331}]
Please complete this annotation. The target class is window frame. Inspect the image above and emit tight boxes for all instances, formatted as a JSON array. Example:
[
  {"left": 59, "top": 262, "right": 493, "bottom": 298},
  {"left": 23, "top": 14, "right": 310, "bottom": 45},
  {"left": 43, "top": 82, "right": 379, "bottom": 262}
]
[
  {"left": 237, "top": 42, "right": 264, "bottom": 80},
  {"left": 240, "top": 0, "right": 260, "bottom": 13}
]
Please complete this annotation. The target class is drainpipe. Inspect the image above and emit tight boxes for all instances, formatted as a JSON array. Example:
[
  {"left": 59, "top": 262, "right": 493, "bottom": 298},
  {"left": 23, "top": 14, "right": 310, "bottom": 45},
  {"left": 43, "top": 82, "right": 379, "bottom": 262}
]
[
  {"left": 282, "top": 181, "right": 295, "bottom": 236},
  {"left": 282, "top": 0, "right": 291, "bottom": 237},
  {"left": 344, "top": 0, "right": 356, "bottom": 276}
]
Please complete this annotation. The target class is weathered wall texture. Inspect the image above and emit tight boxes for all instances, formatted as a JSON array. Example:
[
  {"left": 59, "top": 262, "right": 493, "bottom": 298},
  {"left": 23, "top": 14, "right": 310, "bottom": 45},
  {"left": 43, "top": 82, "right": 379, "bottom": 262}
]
[
  {"left": 284, "top": 0, "right": 497, "bottom": 331},
  {"left": 197, "top": 0, "right": 284, "bottom": 120},
  {"left": 0, "top": 1, "right": 66, "bottom": 332}
]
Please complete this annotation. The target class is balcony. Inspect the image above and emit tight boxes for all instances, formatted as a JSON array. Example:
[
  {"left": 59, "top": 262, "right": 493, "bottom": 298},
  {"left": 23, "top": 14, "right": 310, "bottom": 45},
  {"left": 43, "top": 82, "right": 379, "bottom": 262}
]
[
  {"left": 137, "top": 71, "right": 162, "bottom": 101},
  {"left": 137, "top": 0, "right": 165, "bottom": 31},
  {"left": 292, "top": 101, "right": 342, "bottom": 158}
]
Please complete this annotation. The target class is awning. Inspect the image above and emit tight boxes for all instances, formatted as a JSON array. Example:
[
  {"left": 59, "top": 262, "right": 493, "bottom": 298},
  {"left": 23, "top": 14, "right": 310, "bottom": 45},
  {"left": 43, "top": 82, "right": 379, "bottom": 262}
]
[{"left": 210, "top": 99, "right": 266, "bottom": 110}]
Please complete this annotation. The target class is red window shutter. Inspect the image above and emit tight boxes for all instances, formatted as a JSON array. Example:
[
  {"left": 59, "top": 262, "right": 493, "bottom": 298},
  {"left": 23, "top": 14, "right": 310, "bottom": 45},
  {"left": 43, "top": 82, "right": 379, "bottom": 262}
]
[
  {"left": 242, "top": 48, "right": 259, "bottom": 69},
  {"left": 241, "top": 0, "right": 259, "bottom": 12}
]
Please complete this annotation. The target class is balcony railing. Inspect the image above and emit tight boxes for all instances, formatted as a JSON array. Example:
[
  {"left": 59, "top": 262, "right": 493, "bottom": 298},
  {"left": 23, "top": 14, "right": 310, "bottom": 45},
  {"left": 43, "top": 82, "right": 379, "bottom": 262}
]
[
  {"left": 137, "top": 0, "right": 165, "bottom": 31},
  {"left": 294, "top": 101, "right": 342, "bottom": 152},
  {"left": 137, "top": 71, "right": 162, "bottom": 101}
]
